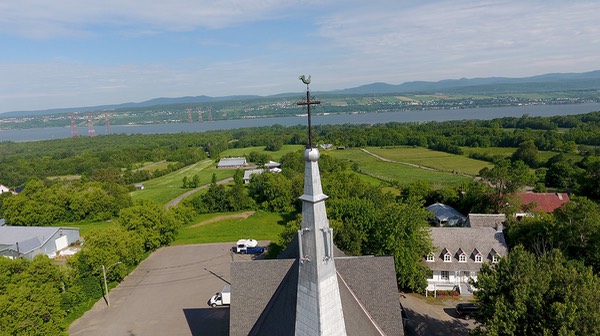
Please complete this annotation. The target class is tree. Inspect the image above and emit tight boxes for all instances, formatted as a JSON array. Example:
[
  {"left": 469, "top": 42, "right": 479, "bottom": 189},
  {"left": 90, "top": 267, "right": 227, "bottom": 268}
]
[
  {"left": 472, "top": 246, "right": 600, "bottom": 336},
  {"left": 511, "top": 140, "right": 539, "bottom": 167},
  {"left": 553, "top": 196, "right": 600, "bottom": 272},
  {"left": 479, "top": 159, "right": 533, "bottom": 213},
  {"left": 0, "top": 256, "right": 67, "bottom": 336},
  {"left": 117, "top": 200, "right": 181, "bottom": 251},
  {"left": 69, "top": 226, "right": 144, "bottom": 281}
]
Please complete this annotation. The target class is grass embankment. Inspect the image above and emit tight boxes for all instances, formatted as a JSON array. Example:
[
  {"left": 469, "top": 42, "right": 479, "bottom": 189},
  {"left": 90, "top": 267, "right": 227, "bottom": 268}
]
[
  {"left": 173, "top": 211, "right": 286, "bottom": 245},
  {"left": 328, "top": 148, "right": 471, "bottom": 187},
  {"left": 130, "top": 159, "right": 235, "bottom": 205}
]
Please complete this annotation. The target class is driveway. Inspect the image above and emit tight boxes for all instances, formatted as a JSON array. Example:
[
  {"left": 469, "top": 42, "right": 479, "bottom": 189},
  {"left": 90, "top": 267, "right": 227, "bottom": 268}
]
[
  {"left": 400, "top": 293, "right": 477, "bottom": 336},
  {"left": 69, "top": 243, "right": 264, "bottom": 336}
]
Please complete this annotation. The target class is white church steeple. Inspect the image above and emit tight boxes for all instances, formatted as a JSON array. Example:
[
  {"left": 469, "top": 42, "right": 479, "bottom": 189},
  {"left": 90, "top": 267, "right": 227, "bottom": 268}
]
[{"left": 294, "top": 76, "right": 347, "bottom": 336}]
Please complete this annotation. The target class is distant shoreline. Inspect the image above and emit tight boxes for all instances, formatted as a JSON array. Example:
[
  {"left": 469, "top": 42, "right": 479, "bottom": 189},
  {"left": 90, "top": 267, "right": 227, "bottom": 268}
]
[{"left": 1, "top": 102, "right": 599, "bottom": 143}]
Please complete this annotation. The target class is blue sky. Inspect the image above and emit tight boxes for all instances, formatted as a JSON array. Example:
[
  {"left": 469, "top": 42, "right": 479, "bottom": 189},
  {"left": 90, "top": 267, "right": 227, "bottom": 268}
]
[{"left": 1, "top": 0, "right": 600, "bottom": 113}]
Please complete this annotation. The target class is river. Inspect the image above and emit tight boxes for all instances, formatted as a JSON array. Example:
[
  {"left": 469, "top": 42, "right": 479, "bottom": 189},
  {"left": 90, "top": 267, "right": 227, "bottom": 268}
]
[{"left": 2, "top": 103, "right": 600, "bottom": 142}]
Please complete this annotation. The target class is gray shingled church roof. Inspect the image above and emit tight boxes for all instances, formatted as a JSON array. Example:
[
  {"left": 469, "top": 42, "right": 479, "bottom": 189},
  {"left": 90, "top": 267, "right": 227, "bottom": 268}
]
[{"left": 230, "top": 255, "right": 403, "bottom": 336}]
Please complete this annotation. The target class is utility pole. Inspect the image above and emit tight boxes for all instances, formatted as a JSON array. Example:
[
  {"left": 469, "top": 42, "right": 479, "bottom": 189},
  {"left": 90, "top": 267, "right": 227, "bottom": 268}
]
[
  {"left": 102, "top": 265, "right": 110, "bottom": 306},
  {"left": 102, "top": 261, "right": 122, "bottom": 307}
]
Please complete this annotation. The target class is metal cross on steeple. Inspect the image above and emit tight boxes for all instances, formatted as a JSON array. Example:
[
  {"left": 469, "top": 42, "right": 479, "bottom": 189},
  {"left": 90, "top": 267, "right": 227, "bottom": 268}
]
[{"left": 297, "top": 75, "right": 321, "bottom": 149}]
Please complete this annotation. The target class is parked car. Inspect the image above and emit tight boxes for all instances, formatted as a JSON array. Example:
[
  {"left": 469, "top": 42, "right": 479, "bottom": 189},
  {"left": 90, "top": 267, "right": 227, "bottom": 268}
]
[{"left": 455, "top": 302, "right": 478, "bottom": 320}]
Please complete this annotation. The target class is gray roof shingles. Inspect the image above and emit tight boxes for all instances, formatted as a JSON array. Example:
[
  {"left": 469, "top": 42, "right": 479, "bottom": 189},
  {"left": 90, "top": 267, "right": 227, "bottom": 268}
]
[
  {"left": 230, "top": 255, "right": 404, "bottom": 336},
  {"left": 424, "top": 227, "right": 508, "bottom": 272}
]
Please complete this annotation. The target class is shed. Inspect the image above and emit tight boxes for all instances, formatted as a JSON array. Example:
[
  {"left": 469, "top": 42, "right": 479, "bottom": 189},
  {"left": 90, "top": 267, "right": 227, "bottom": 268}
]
[
  {"left": 426, "top": 203, "right": 466, "bottom": 226},
  {"left": 243, "top": 169, "right": 264, "bottom": 184},
  {"left": 0, "top": 226, "right": 80, "bottom": 260}
]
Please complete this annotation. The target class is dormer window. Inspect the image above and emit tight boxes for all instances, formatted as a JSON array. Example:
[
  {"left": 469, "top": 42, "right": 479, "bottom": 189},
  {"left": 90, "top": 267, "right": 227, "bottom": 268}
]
[
  {"left": 426, "top": 253, "right": 434, "bottom": 262},
  {"left": 442, "top": 247, "right": 452, "bottom": 262},
  {"left": 457, "top": 248, "right": 467, "bottom": 263},
  {"left": 473, "top": 248, "right": 482, "bottom": 263},
  {"left": 490, "top": 248, "right": 499, "bottom": 263}
]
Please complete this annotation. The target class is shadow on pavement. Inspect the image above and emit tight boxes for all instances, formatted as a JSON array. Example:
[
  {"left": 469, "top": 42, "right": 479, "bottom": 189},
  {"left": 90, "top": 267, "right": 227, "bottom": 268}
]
[
  {"left": 404, "top": 308, "right": 471, "bottom": 336},
  {"left": 183, "top": 307, "right": 229, "bottom": 336}
]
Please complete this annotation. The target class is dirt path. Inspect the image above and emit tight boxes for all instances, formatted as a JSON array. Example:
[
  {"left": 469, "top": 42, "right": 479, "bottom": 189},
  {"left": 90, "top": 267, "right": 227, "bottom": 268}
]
[
  {"left": 164, "top": 177, "right": 234, "bottom": 209},
  {"left": 189, "top": 211, "right": 256, "bottom": 228},
  {"left": 360, "top": 148, "right": 438, "bottom": 171}
]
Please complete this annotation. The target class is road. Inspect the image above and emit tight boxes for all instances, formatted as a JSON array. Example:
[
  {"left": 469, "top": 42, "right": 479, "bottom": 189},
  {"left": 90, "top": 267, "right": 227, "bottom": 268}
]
[
  {"left": 164, "top": 177, "right": 234, "bottom": 208},
  {"left": 69, "top": 243, "right": 263, "bottom": 336}
]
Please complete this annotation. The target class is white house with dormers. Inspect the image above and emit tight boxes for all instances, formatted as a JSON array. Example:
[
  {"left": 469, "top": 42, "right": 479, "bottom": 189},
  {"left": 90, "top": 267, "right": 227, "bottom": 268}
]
[{"left": 424, "top": 226, "right": 508, "bottom": 295}]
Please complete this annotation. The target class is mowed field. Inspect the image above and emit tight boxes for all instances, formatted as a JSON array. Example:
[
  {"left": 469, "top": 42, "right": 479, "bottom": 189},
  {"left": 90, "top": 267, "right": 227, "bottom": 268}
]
[
  {"left": 366, "top": 146, "right": 492, "bottom": 175},
  {"left": 130, "top": 159, "right": 236, "bottom": 205},
  {"left": 327, "top": 148, "right": 472, "bottom": 187}
]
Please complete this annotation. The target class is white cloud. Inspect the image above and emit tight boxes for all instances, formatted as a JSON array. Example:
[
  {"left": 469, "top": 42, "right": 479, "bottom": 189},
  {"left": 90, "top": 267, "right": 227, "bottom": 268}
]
[
  {"left": 0, "top": 0, "right": 323, "bottom": 38},
  {"left": 315, "top": 0, "right": 600, "bottom": 81}
]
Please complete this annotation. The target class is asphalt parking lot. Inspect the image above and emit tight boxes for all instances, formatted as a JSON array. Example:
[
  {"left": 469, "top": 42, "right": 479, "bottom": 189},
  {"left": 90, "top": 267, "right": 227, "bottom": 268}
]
[{"left": 69, "top": 243, "right": 262, "bottom": 336}]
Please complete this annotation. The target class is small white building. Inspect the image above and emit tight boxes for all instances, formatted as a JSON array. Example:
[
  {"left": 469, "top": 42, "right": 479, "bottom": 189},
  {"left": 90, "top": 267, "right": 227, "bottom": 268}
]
[
  {"left": 0, "top": 184, "right": 10, "bottom": 194},
  {"left": 424, "top": 226, "right": 508, "bottom": 295},
  {"left": 243, "top": 169, "right": 265, "bottom": 184},
  {"left": 0, "top": 226, "right": 80, "bottom": 260}
]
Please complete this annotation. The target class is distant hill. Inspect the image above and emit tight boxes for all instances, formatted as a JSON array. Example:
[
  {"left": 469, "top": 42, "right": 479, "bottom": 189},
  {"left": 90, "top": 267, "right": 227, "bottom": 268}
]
[
  {"left": 331, "top": 70, "right": 600, "bottom": 95},
  {"left": 3, "top": 70, "right": 600, "bottom": 117}
]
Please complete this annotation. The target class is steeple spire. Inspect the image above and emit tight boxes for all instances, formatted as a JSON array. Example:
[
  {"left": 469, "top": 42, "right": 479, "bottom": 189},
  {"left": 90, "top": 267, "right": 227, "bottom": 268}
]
[{"left": 295, "top": 76, "right": 347, "bottom": 336}]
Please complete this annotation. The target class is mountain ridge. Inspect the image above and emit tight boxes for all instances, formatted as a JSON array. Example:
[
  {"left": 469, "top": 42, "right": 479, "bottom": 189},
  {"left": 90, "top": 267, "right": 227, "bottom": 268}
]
[{"left": 3, "top": 70, "right": 600, "bottom": 117}]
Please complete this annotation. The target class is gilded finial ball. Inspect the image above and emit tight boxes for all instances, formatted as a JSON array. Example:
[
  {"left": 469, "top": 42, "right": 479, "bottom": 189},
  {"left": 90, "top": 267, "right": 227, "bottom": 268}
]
[{"left": 304, "top": 148, "right": 320, "bottom": 161}]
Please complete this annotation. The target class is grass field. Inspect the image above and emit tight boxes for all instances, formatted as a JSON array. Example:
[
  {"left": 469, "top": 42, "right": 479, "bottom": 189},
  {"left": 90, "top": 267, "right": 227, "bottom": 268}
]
[
  {"left": 327, "top": 148, "right": 471, "bottom": 187},
  {"left": 173, "top": 211, "right": 286, "bottom": 245},
  {"left": 131, "top": 160, "right": 175, "bottom": 172},
  {"left": 461, "top": 147, "right": 582, "bottom": 163},
  {"left": 130, "top": 159, "right": 236, "bottom": 205},
  {"left": 220, "top": 144, "right": 304, "bottom": 161},
  {"left": 366, "top": 146, "right": 492, "bottom": 175}
]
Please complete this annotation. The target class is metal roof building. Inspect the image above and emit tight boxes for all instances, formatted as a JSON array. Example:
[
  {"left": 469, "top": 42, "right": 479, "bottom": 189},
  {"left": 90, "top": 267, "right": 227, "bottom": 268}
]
[
  {"left": 425, "top": 202, "right": 466, "bottom": 226},
  {"left": 217, "top": 157, "right": 248, "bottom": 169},
  {"left": 0, "top": 226, "right": 80, "bottom": 260}
]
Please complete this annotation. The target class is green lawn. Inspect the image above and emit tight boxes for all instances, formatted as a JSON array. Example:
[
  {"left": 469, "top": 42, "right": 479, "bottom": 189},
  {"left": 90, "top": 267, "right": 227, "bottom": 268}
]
[
  {"left": 130, "top": 159, "right": 236, "bottom": 205},
  {"left": 461, "top": 147, "right": 582, "bottom": 163},
  {"left": 328, "top": 148, "right": 471, "bottom": 187},
  {"left": 220, "top": 144, "right": 304, "bottom": 161},
  {"left": 173, "top": 211, "right": 286, "bottom": 245},
  {"left": 366, "top": 146, "right": 492, "bottom": 175}
]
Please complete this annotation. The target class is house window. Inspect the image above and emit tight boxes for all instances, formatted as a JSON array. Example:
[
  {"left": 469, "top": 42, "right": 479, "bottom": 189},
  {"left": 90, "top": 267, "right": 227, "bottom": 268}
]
[
  {"left": 441, "top": 271, "right": 450, "bottom": 280},
  {"left": 471, "top": 271, "right": 477, "bottom": 277},
  {"left": 459, "top": 254, "right": 467, "bottom": 262},
  {"left": 426, "top": 253, "right": 434, "bottom": 262},
  {"left": 492, "top": 254, "right": 499, "bottom": 263},
  {"left": 427, "top": 270, "right": 433, "bottom": 279},
  {"left": 444, "top": 253, "right": 452, "bottom": 262},
  {"left": 475, "top": 254, "right": 482, "bottom": 263}
]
